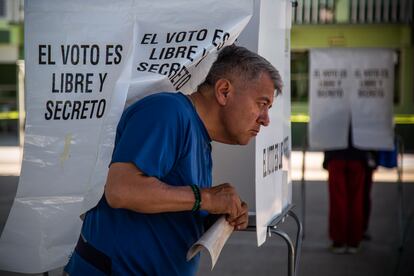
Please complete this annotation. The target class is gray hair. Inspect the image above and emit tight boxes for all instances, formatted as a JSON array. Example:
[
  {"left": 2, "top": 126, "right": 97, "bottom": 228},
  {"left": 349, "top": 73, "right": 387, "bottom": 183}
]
[{"left": 199, "top": 44, "right": 282, "bottom": 95}]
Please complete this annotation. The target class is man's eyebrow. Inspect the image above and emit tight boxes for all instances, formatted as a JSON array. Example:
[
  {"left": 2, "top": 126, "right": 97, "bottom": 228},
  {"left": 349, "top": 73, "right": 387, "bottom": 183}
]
[{"left": 257, "top": 96, "right": 272, "bottom": 103}]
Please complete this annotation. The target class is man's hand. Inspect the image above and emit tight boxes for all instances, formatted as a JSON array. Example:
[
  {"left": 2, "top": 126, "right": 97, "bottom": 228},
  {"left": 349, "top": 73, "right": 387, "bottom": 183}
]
[
  {"left": 227, "top": 201, "right": 248, "bottom": 230},
  {"left": 201, "top": 183, "right": 248, "bottom": 230}
]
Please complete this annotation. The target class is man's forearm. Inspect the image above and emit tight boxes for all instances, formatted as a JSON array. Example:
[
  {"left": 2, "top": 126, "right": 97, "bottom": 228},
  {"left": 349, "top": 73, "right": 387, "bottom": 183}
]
[
  {"left": 104, "top": 162, "right": 197, "bottom": 213},
  {"left": 104, "top": 162, "right": 246, "bottom": 227}
]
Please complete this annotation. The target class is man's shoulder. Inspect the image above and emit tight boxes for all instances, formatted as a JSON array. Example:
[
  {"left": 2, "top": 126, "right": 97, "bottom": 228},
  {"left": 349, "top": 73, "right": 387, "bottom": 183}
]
[
  {"left": 121, "top": 92, "right": 191, "bottom": 124},
  {"left": 130, "top": 92, "right": 187, "bottom": 111}
]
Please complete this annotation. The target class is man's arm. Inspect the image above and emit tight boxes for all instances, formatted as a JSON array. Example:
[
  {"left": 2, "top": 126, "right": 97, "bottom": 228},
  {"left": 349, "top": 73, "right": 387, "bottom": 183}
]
[{"left": 104, "top": 162, "right": 248, "bottom": 229}]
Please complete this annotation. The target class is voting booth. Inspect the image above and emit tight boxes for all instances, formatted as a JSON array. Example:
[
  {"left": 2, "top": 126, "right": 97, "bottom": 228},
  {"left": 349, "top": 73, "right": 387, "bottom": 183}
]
[
  {"left": 213, "top": 0, "right": 292, "bottom": 246},
  {"left": 0, "top": 0, "right": 295, "bottom": 273},
  {"left": 309, "top": 48, "right": 395, "bottom": 151},
  {"left": 299, "top": 48, "right": 396, "bottom": 247}
]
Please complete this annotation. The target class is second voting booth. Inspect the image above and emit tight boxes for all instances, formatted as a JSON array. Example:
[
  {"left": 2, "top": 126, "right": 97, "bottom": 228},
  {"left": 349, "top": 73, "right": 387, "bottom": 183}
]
[
  {"left": 309, "top": 48, "right": 395, "bottom": 151},
  {"left": 299, "top": 48, "right": 402, "bottom": 247},
  {"left": 0, "top": 0, "right": 300, "bottom": 275}
]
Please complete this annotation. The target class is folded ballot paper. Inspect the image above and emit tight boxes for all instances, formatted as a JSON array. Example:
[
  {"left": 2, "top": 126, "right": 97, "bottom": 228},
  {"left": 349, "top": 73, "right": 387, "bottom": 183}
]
[{"left": 187, "top": 216, "right": 234, "bottom": 269}]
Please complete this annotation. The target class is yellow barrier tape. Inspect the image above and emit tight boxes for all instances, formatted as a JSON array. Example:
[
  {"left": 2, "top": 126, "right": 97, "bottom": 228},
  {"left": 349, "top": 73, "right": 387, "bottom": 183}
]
[
  {"left": 394, "top": 115, "right": 414, "bottom": 124},
  {"left": 291, "top": 114, "right": 309, "bottom": 123},
  {"left": 1, "top": 111, "right": 414, "bottom": 124},
  {"left": 291, "top": 114, "right": 414, "bottom": 124},
  {"left": 0, "top": 111, "right": 19, "bottom": 120}
]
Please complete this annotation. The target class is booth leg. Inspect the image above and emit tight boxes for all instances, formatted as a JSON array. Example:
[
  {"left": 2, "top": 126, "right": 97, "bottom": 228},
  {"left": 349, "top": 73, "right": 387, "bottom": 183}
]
[
  {"left": 397, "top": 136, "right": 406, "bottom": 251},
  {"left": 301, "top": 144, "right": 307, "bottom": 239},
  {"left": 270, "top": 228, "right": 295, "bottom": 276},
  {"left": 288, "top": 210, "right": 303, "bottom": 272}
]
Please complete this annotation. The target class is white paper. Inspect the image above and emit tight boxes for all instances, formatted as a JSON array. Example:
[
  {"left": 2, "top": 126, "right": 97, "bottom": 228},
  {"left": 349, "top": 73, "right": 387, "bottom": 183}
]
[
  {"left": 349, "top": 49, "right": 394, "bottom": 150},
  {"left": 186, "top": 216, "right": 234, "bottom": 269},
  {"left": 309, "top": 49, "right": 351, "bottom": 150}
]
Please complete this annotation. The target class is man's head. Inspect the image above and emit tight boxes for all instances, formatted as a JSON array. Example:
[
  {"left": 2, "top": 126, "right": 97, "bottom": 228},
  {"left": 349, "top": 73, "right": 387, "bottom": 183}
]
[{"left": 198, "top": 45, "right": 282, "bottom": 145}]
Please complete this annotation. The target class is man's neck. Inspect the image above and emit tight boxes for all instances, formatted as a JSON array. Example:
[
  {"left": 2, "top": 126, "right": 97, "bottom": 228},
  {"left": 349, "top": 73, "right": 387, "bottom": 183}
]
[{"left": 189, "top": 90, "right": 228, "bottom": 143}]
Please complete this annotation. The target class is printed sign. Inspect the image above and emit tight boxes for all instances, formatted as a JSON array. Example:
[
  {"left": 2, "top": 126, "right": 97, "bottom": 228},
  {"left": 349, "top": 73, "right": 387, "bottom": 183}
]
[{"left": 309, "top": 48, "right": 394, "bottom": 150}]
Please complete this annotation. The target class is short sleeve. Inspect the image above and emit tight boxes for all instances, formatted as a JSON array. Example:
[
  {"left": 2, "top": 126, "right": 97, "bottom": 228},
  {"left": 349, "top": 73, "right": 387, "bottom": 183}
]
[{"left": 111, "top": 96, "right": 188, "bottom": 179}]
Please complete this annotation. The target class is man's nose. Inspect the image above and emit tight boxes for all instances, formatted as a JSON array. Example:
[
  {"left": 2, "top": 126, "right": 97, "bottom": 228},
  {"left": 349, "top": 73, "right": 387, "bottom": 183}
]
[{"left": 258, "top": 109, "right": 270, "bottom": 126}]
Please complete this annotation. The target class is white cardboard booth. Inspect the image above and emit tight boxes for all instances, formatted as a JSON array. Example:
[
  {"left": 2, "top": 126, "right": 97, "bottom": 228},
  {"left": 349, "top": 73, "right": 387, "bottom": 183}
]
[{"left": 0, "top": 0, "right": 292, "bottom": 272}]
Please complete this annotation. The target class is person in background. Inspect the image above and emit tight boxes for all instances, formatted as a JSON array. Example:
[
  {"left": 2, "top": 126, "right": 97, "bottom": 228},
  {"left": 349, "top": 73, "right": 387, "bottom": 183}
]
[
  {"left": 64, "top": 45, "right": 282, "bottom": 275},
  {"left": 323, "top": 128, "right": 371, "bottom": 254}
]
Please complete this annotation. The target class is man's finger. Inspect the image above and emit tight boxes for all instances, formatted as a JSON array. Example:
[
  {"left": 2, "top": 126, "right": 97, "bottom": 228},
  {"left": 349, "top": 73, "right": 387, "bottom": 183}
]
[{"left": 227, "top": 210, "right": 248, "bottom": 225}]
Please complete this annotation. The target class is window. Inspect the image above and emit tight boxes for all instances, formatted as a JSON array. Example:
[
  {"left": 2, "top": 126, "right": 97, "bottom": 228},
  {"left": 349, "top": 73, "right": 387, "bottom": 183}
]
[
  {"left": 291, "top": 51, "right": 309, "bottom": 102},
  {"left": 293, "top": 0, "right": 336, "bottom": 24},
  {"left": 0, "top": 0, "right": 6, "bottom": 19},
  {"left": 349, "top": 0, "right": 413, "bottom": 24}
]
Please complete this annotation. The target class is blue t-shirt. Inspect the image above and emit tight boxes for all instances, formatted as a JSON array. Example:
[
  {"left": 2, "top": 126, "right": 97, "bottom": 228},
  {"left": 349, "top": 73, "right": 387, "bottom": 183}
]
[{"left": 65, "top": 92, "right": 212, "bottom": 275}]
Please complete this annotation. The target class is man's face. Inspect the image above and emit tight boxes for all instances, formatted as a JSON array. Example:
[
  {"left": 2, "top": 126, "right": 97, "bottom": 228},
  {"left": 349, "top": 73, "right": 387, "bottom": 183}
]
[{"left": 220, "top": 72, "right": 275, "bottom": 145}]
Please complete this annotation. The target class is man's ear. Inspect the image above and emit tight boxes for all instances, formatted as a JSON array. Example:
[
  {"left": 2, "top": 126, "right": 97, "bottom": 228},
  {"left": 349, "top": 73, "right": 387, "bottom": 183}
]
[{"left": 214, "top": 79, "right": 232, "bottom": 106}]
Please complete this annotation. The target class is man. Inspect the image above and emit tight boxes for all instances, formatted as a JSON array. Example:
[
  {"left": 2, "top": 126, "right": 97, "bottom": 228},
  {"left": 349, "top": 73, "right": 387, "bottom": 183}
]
[{"left": 65, "top": 45, "right": 282, "bottom": 275}]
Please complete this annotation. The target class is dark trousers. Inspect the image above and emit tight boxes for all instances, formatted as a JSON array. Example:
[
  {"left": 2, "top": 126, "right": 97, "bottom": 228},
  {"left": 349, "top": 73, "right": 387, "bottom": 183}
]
[
  {"left": 328, "top": 159, "right": 365, "bottom": 246},
  {"left": 363, "top": 168, "right": 374, "bottom": 233}
]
